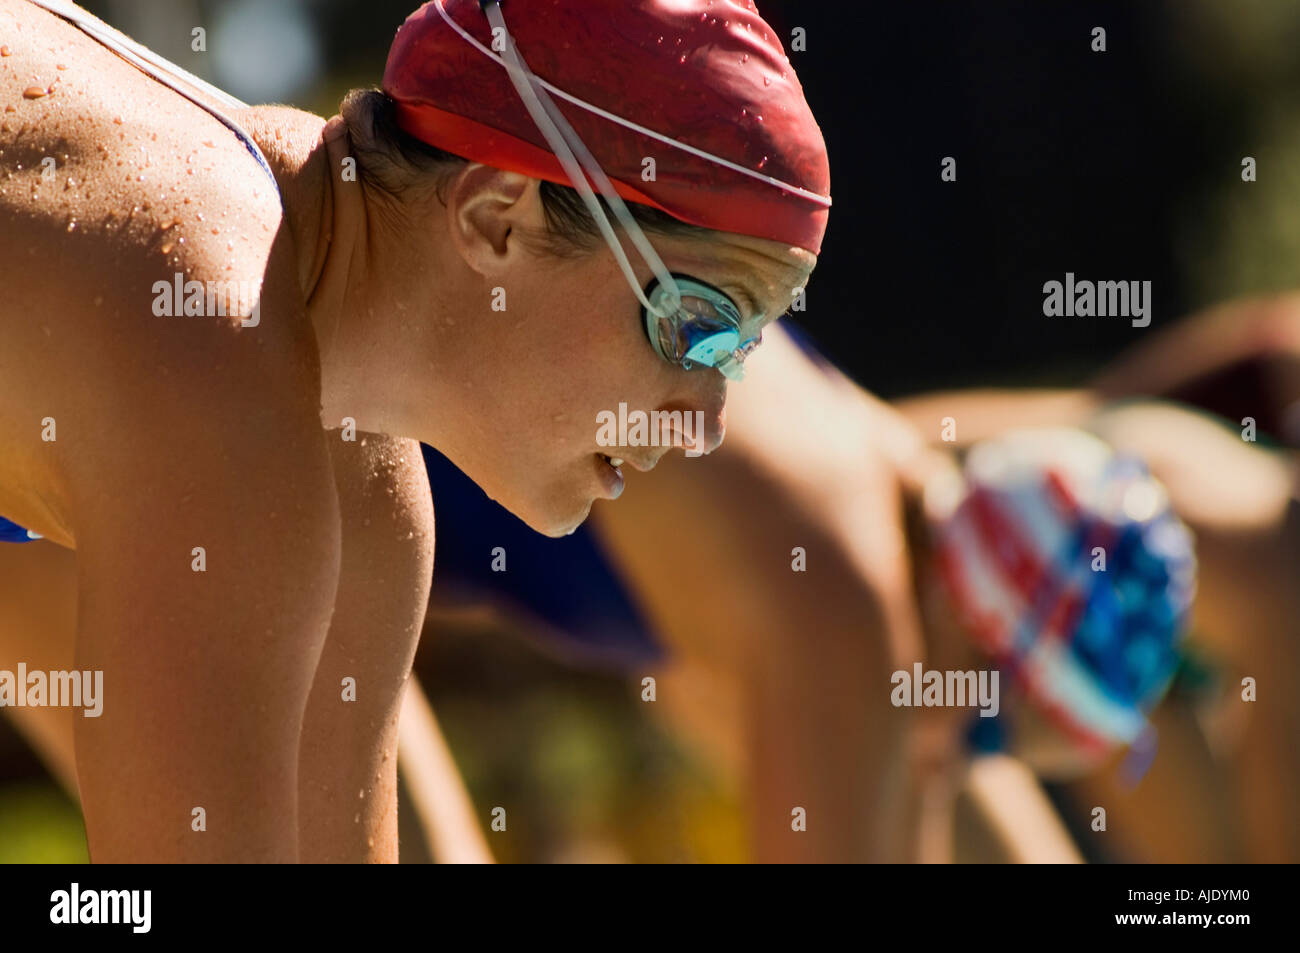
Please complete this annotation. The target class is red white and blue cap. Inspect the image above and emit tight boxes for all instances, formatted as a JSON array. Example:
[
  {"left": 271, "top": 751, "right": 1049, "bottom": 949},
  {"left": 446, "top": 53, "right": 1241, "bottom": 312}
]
[{"left": 932, "top": 429, "right": 1198, "bottom": 754}]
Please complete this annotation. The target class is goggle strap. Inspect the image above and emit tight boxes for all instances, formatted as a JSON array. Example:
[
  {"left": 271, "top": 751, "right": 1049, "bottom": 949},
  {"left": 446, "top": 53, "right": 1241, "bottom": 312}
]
[
  {"left": 533, "top": 92, "right": 682, "bottom": 315},
  {"left": 484, "top": 2, "right": 681, "bottom": 317}
]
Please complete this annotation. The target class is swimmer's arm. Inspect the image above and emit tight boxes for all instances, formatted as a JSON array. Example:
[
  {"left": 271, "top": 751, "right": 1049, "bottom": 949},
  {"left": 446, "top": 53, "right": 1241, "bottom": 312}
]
[
  {"left": 297, "top": 432, "right": 442, "bottom": 863},
  {"left": 70, "top": 306, "right": 340, "bottom": 863},
  {"left": 891, "top": 389, "right": 1099, "bottom": 450},
  {"left": 1091, "top": 291, "right": 1300, "bottom": 400},
  {"left": 398, "top": 675, "right": 494, "bottom": 863},
  {"left": 957, "top": 755, "right": 1083, "bottom": 863}
]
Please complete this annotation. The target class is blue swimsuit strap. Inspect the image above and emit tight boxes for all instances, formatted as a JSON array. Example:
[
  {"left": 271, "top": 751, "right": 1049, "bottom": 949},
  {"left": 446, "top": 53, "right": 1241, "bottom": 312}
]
[{"left": 24, "top": 0, "right": 280, "bottom": 197}]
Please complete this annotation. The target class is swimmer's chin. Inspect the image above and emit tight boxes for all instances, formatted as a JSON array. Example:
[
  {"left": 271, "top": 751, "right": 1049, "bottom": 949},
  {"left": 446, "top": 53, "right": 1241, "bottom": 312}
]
[
  {"left": 541, "top": 499, "right": 596, "bottom": 538},
  {"left": 504, "top": 494, "right": 596, "bottom": 538}
]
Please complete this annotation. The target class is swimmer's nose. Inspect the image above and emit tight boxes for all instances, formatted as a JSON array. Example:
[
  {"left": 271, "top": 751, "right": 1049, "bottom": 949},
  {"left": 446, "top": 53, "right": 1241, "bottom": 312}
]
[
  {"left": 695, "top": 402, "right": 726, "bottom": 455},
  {"left": 666, "top": 378, "right": 726, "bottom": 456}
]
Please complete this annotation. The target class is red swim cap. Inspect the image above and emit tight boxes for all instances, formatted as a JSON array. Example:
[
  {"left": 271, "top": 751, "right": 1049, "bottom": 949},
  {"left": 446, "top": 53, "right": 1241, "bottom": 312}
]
[{"left": 382, "top": 0, "right": 831, "bottom": 254}]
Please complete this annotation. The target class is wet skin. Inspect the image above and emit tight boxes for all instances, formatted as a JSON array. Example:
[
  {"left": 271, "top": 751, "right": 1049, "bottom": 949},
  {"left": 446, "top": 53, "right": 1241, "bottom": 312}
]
[{"left": 0, "top": 0, "right": 812, "bottom": 861}]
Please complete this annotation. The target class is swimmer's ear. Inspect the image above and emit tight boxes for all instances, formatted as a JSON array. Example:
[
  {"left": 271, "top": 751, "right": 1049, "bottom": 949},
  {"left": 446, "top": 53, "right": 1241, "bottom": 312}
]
[{"left": 443, "top": 163, "right": 540, "bottom": 276}]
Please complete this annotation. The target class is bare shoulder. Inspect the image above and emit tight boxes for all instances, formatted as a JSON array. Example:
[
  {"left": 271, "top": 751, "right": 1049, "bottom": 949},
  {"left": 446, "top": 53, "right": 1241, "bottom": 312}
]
[
  {"left": 0, "top": 167, "right": 315, "bottom": 537},
  {"left": 0, "top": 2, "right": 329, "bottom": 541},
  {"left": 0, "top": 0, "right": 287, "bottom": 302},
  {"left": 232, "top": 105, "right": 329, "bottom": 164}
]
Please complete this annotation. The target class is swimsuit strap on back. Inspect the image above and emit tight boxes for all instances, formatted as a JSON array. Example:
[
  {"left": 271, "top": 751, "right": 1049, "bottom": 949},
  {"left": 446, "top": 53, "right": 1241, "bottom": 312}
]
[
  {"left": 24, "top": 0, "right": 281, "bottom": 199},
  {"left": 1, "top": 2, "right": 285, "bottom": 544}
]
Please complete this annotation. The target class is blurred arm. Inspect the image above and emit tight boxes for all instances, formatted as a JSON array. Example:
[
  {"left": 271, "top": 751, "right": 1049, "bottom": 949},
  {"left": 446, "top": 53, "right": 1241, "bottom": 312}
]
[
  {"left": 592, "top": 326, "right": 926, "bottom": 861},
  {"left": 959, "top": 754, "right": 1083, "bottom": 863},
  {"left": 398, "top": 674, "right": 494, "bottom": 863}
]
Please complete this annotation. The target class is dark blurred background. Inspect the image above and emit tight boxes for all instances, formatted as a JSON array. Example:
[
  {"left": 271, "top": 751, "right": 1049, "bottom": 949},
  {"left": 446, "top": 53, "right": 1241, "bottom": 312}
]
[{"left": 3, "top": 0, "right": 1299, "bottom": 862}]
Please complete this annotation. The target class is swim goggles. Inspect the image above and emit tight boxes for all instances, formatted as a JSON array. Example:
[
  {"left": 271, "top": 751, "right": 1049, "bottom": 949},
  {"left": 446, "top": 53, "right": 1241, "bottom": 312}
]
[
  {"left": 642, "top": 274, "right": 761, "bottom": 378},
  {"left": 476, "top": 0, "right": 762, "bottom": 381}
]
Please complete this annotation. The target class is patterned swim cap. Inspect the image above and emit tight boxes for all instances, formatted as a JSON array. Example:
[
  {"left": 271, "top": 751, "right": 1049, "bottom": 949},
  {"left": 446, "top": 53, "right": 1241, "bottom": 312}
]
[{"left": 932, "top": 428, "right": 1197, "bottom": 754}]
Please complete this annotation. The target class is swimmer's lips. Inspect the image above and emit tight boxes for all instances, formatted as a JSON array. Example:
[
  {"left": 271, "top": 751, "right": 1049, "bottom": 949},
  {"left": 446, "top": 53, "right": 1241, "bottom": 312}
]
[
  {"left": 596, "top": 453, "right": 625, "bottom": 500},
  {"left": 594, "top": 452, "right": 660, "bottom": 501}
]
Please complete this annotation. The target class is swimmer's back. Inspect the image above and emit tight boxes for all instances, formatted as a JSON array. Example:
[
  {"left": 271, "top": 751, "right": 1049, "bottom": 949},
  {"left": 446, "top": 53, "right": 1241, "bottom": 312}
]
[{"left": 0, "top": 0, "right": 309, "bottom": 545}]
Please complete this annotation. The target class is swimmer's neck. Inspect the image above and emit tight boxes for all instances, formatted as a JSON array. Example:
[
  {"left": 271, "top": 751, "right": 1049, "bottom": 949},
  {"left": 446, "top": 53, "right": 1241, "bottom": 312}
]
[
  {"left": 233, "top": 105, "right": 460, "bottom": 449},
  {"left": 235, "top": 105, "right": 381, "bottom": 429}
]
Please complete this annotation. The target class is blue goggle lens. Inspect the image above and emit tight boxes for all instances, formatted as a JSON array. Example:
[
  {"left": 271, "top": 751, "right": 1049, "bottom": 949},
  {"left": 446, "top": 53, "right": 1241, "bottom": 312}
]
[{"left": 642, "top": 275, "right": 759, "bottom": 372}]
